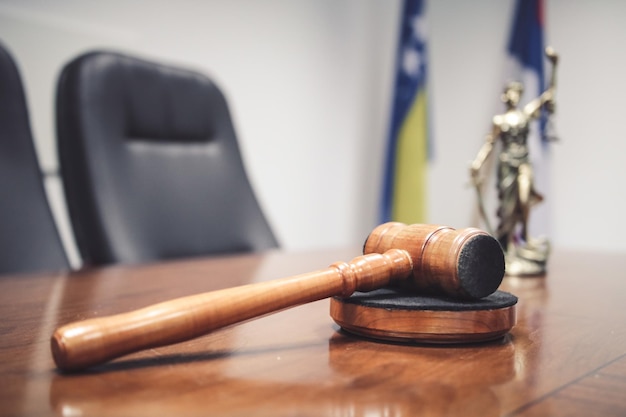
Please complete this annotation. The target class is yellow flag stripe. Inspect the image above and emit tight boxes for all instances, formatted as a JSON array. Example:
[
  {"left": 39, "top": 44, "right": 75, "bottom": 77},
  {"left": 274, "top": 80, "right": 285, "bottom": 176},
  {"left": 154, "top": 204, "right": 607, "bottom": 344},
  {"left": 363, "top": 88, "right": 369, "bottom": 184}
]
[{"left": 391, "top": 89, "right": 427, "bottom": 224}]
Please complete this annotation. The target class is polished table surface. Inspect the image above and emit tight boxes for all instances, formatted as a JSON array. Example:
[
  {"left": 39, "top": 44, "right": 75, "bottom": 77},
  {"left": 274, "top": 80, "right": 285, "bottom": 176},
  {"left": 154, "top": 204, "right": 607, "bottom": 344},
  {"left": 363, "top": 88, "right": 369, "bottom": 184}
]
[{"left": 1, "top": 247, "right": 626, "bottom": 416}]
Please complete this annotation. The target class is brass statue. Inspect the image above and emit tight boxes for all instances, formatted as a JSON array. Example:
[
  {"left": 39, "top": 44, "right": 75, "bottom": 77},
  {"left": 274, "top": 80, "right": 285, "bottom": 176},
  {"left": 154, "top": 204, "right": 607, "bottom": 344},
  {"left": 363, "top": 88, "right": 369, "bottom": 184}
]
[{"left": 470, "top": 47, "right": 558, "bottom": 276}]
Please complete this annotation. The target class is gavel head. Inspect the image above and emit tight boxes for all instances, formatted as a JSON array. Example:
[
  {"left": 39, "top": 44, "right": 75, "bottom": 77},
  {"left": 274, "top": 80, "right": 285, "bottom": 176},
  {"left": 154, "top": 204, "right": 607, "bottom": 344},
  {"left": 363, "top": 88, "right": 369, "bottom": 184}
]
[{"left": 363, "top": 222, "right": 505, "bottom": 300}]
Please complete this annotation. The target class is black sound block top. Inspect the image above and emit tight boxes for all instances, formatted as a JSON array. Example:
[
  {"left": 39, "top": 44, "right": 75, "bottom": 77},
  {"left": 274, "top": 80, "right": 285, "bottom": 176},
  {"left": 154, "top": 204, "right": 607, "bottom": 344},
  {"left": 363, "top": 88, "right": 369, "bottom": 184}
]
[{"left": 335, "top": 288, "right": 518, "bottom": 312}]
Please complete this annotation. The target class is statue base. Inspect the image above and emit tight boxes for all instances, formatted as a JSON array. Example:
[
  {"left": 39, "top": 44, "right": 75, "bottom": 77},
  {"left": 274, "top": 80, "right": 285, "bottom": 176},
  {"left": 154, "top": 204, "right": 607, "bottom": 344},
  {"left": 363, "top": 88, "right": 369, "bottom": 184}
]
[{"left": 505, "top": 237, "right": 550, "bottom": 276}]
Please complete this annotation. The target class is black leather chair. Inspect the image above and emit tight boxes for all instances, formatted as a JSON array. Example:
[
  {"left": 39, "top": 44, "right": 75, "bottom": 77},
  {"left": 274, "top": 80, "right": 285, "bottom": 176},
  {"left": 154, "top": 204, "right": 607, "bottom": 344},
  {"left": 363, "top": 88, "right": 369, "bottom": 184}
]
[
  {"left": 56, "top": 51, "right": 278, "bottom": 266},
  {"left": 0, "top": 42, "right": 68, "bottom": 275}
]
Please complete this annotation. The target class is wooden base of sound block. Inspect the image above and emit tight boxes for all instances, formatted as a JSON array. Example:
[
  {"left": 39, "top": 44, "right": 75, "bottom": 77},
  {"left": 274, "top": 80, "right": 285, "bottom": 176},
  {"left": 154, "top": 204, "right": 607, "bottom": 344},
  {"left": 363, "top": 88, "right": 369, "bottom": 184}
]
[{"left": 330, "top": 288, "right": 517, "bottom": 344}]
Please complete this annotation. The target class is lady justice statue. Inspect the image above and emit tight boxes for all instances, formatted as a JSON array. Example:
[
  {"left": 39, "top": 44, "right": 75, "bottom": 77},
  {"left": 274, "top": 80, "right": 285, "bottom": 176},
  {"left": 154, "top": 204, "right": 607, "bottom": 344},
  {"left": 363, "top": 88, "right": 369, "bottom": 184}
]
[{"left": 470, "top": 47, "right": 558, "bottom": 275}]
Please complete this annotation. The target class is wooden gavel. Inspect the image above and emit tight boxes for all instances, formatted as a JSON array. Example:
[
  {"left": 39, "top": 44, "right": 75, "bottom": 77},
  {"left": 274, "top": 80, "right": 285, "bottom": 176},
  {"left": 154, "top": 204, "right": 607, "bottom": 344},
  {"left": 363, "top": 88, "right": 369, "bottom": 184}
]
[{"left": 51, "top": 222, "right": 505, "bottom": 371}]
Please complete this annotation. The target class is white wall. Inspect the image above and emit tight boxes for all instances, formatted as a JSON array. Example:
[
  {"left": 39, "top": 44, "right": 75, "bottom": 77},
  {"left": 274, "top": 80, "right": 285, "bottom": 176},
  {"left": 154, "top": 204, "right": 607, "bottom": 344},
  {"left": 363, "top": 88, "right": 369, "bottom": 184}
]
[{"left": 1, "top": 0, "right": 625, "bottom": 265}]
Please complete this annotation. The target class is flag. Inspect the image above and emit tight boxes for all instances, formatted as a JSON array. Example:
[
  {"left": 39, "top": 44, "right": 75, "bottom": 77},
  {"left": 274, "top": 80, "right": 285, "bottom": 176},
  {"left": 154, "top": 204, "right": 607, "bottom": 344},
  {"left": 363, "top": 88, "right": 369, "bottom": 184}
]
[
  {"left": 380, "top": 0, "right": 429, "bottom": 224},
  {"left": 506, "top": 0, "right": 551, "bottom": 236}
]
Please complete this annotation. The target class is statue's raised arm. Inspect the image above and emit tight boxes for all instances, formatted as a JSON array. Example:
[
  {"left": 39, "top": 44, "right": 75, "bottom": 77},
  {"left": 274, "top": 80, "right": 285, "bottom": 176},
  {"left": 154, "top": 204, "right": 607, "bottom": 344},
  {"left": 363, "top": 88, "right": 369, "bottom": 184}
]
[{"left": 523, "top": 47, "right": 559, "bottom": 119}]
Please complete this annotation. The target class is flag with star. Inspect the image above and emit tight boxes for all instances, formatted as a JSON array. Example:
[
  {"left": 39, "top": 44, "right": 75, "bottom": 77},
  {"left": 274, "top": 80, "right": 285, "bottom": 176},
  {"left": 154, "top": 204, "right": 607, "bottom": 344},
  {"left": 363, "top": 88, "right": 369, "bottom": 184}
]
[{"left": 381, "top": 0, "right": 429, "bottom": 223}]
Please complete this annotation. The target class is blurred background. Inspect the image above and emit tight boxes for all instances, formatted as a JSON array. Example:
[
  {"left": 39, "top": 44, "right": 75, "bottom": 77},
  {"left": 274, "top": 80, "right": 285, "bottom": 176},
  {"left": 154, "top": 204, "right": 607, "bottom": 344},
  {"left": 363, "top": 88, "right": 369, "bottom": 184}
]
[{"left": 1, "top": 0, "right": 625, "bottom": 266}]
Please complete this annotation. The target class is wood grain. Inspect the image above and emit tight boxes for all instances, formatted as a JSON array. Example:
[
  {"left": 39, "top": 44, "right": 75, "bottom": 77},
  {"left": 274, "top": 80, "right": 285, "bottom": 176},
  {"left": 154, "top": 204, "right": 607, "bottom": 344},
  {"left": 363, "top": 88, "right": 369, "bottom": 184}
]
[{"left": 1, "top": 248, "right": 626, "bottom": 416}]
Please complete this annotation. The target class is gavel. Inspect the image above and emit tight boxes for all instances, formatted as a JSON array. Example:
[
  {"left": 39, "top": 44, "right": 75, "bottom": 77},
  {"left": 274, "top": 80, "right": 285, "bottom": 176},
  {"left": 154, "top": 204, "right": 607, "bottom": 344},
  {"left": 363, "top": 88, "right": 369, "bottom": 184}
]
[{"left": 51, "top": 222, "right": 506, "bottom": 371}]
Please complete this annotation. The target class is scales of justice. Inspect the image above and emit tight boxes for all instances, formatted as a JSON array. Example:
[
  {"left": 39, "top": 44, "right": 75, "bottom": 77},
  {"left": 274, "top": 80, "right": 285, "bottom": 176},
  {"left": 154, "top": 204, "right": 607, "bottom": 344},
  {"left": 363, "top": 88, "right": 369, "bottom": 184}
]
[{"left": 470, "top": 47, "right": 559, "bottom": 276}]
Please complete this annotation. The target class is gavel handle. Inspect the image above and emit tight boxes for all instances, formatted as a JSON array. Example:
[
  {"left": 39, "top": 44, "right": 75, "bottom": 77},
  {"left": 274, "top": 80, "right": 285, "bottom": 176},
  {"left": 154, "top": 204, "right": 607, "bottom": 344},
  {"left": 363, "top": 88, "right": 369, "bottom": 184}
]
[{"left": 51, "top": 249, "right": 413, "bottom": 371}]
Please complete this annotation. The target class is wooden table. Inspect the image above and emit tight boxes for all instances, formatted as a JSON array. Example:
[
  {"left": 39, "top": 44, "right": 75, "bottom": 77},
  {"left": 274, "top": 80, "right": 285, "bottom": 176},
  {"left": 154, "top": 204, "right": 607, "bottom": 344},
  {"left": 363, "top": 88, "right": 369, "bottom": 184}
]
[{"left": 1, "top": 248, "right": 625, "bottom": 416}]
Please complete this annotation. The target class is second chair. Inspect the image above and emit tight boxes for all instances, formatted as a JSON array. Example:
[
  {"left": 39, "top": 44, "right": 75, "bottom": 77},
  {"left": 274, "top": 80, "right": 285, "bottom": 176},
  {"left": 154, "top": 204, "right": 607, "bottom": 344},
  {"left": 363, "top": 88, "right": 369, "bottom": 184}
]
[{"left": 56, "top": 51, "right": 278, "bottom": 266}]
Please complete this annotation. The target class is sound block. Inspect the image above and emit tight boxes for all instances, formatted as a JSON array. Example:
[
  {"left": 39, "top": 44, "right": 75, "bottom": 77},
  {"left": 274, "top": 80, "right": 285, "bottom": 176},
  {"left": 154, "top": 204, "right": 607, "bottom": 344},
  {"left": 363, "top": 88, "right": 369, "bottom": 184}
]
[{"left": 330, "top": 288, "right": 517, "bottom": 344}]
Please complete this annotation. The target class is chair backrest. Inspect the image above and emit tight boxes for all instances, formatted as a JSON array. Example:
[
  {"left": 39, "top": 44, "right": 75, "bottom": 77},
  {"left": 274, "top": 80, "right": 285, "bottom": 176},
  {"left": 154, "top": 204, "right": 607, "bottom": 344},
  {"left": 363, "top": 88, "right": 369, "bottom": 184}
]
[
  {"left": 0, "top": 42, "right": 68, "bottom": 275},
  {"left": 56, "top": 51, "right": 277, "bottom": 266}
]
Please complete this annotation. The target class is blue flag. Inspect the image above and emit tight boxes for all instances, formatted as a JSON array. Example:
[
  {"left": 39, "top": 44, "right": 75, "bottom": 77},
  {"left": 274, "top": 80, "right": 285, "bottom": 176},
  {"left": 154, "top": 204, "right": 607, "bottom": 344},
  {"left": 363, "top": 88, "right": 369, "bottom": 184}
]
[
  {"left": 506, "top": 0, "right": 552, "bottom": 236},
  {"left": 381, "top": 0, "right": 429, "bottom": 224},
  {"left": 508, "top": 0, "right": 548, "bottom": 141}
]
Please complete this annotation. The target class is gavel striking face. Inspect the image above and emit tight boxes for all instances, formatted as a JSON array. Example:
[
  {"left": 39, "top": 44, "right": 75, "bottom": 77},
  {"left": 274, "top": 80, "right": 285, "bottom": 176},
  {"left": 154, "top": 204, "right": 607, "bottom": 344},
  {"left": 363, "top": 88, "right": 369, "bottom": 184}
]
[{"left": 51, "top": 223, "right": 506, "bottom": 371}]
